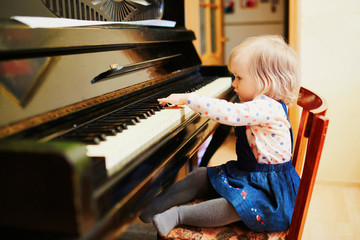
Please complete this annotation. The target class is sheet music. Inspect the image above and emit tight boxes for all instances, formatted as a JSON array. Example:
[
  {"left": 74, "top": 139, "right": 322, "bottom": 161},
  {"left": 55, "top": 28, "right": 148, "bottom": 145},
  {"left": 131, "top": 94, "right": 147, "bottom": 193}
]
[{"left": 11, "top": 16, "right": 176, "bottom": 29}]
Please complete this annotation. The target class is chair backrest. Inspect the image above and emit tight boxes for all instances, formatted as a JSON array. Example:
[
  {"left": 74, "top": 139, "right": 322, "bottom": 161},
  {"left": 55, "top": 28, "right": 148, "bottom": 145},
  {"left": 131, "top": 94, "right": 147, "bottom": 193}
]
[
  {"left": 287, "top": 87, "right": 329, "bottom": 239},
  {"left": 292, "top": 87, "right": 328, "bottom": 175}
]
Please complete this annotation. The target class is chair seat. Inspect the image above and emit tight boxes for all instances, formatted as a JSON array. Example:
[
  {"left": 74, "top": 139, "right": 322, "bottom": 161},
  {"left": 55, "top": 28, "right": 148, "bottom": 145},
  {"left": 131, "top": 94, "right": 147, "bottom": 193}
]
[
  {"left": 160, "top": 223, "right": 287, "bottom": 240},
  {"left": 158, "top": 199, "right": 289, "bottom": 240}
]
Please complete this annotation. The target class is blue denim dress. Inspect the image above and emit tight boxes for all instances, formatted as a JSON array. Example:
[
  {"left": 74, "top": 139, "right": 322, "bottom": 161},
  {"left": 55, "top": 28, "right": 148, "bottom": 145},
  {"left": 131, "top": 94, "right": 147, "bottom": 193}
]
[{"left": 207, "top": 102, "right": 300, "bottom": 232}]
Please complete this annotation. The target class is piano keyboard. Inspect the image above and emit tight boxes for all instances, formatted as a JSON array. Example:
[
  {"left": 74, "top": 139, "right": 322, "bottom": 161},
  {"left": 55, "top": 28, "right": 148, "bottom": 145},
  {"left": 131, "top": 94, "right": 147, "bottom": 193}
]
[{"left": 65, "top": 77, "right": 232, "bottom": 176}]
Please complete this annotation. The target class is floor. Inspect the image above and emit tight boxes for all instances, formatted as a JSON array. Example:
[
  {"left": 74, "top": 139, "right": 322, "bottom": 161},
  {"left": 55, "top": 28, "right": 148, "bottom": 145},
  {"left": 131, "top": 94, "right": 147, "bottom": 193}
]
[{"left": 118, "top": 129, "right": 360, "bottom": 239}]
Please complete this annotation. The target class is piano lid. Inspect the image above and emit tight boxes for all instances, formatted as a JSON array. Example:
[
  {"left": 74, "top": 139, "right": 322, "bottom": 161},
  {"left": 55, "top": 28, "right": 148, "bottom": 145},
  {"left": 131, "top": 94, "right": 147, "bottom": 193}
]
[
  {"left": 0, "top": 0, "right": 185, "bottom": 26},
  {"left": 0, "top": 19, "right": 193, "bottom": 61},
  {"left": 0, "top": 0, "right": 165, "bottom": 22},
  {"left": 0, "top": 0, "right": 185, "bottom": 61}
]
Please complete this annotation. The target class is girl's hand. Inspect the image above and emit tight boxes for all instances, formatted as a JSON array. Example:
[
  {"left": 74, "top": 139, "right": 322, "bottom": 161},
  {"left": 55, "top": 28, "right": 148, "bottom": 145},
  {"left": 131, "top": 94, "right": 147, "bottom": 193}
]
[{"left": 157, "top": 93, "right": 190, "bottom": 106}]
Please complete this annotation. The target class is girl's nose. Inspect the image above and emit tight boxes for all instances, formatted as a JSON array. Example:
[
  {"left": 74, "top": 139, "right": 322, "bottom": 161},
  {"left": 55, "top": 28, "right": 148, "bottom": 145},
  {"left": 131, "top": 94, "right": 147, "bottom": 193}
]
[{"left": 232, "top": 79, "right": 237, "bottom": 88}]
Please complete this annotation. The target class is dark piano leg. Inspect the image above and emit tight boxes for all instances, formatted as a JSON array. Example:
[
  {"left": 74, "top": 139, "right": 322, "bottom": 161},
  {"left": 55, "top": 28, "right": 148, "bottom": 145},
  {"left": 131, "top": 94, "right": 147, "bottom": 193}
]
[{"left": 198, "top": 124, "right": 232, "bottom": 167}]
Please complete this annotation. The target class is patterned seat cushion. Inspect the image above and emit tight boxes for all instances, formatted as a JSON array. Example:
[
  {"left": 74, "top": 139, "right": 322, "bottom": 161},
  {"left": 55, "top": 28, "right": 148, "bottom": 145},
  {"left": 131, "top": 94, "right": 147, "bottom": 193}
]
[
  {"left": 157, "top": 199, "right": 288, "bottom": 240},
  {"left": 159, "top": 222, "right": 288, "bottom": 240}
]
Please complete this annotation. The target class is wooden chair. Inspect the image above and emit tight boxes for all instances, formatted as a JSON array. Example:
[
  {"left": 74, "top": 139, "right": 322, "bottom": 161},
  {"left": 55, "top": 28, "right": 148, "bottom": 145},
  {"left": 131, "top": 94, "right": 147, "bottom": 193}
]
[{"left": 160, "top": 87, "right": 329, "bottom": 240}]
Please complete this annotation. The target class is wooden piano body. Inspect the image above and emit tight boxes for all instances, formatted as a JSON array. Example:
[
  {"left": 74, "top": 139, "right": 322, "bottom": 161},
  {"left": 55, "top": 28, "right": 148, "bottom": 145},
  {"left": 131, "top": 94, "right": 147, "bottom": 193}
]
[{"left": 0, "top": 1, "right": 235, "bottom": 239}]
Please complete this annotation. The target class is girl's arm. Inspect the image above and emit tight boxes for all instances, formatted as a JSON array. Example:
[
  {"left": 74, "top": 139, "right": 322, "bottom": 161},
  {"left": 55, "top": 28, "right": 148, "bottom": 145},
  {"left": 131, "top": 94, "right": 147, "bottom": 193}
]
[{"left": 158, "top": 92, "right": 285, "bottom": 127}]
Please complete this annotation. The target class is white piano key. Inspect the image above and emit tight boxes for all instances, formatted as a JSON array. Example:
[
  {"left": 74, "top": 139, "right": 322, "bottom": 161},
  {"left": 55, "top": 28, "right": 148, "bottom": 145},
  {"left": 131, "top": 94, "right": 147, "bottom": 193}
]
[{"left": 86, "top": 77, "right": 232, "bottom": 176}]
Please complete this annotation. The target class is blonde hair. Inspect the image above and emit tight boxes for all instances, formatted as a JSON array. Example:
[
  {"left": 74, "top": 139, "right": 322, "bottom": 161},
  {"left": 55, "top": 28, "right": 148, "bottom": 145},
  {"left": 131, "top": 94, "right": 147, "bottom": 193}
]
[{"left": 228, "top": 35, "right": 300, "bottom": 106}]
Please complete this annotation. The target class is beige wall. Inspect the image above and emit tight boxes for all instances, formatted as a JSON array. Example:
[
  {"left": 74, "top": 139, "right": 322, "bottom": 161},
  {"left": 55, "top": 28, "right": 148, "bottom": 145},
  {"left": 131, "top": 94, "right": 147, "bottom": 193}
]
[{"left": 298, "top": 0, "right": 360, "bottom": 183}]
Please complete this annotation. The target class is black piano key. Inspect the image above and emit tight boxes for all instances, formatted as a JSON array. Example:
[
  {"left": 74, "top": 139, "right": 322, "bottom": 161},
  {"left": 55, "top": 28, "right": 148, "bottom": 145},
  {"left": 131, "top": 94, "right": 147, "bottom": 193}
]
[
  {"left": 129, "top": 105, "right": 156, "bottom": 112},
  {"left": 137, "top": 101, "right": 163, "bottom": 107},
  {"left": 108, "top": 112, "right": 148, "bottom": 119},
  {"left": 103, "top": 116, "right": 141, "bottom": 123},
  {"left": 59, "top": 134, "right": 102, "bottom": 145},
  {"left": 90, "top": 122, "right": 128, "bottom": 130},
  {"left": 146, "top": 109, "right": 156, "bottom": 115},
  {"left": 137, "top": 103, "right": 163, "bottom": 111},
  {"left": 86, "top": 124, "right": 124, "bottom": 132},
  {"left": 113, "top": 107, "right": 153, "bottom": 114},
  {"left": 98, "top": 118, "right": 138, "bottom": 125},
  {"left": 129, "top": 110, "right": 153, "bottom": 117},
  {"left": 64, "top": 132, "right": 107, "bottom": 141},
  {"left": 138, "top": 110, "right": 152, "bottom": 117},
  {"left": 77, "top": 127, "right": 117, "bottom": 136}
]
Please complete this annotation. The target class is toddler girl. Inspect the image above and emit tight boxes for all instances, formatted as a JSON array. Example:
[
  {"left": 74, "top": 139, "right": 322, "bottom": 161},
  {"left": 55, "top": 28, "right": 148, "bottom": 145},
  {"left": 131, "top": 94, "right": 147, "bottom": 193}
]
[{"left": 139, "top": 35, "right": 301, "bottom": 237}]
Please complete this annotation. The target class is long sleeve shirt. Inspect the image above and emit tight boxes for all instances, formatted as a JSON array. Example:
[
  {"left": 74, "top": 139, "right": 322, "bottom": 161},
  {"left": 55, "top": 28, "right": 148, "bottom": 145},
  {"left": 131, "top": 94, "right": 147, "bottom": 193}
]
[{"left": 187, "top": 92, "right": 292, "bottom": 164}]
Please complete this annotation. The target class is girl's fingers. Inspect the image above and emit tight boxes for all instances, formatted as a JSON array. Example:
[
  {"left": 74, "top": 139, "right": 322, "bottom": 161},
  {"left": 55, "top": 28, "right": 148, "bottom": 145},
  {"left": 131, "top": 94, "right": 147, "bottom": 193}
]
[
  {"left": 157, "top": 93, "right": 190, "bottom": 106},
  {"left": 157, "top": 98, "right": 168, "bottom": 105}
]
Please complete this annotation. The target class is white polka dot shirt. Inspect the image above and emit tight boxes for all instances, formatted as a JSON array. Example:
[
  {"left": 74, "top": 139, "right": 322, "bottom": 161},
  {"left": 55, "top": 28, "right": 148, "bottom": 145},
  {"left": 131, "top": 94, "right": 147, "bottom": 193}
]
[{"left": 187, "top": 92, "right": 292, "bottom": 164}]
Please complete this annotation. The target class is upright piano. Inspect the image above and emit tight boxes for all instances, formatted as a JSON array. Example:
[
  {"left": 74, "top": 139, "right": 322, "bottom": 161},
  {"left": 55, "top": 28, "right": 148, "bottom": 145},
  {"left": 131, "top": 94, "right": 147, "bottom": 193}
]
[{"left": 0, "top": 0, "right": 235, "bottom": 239}]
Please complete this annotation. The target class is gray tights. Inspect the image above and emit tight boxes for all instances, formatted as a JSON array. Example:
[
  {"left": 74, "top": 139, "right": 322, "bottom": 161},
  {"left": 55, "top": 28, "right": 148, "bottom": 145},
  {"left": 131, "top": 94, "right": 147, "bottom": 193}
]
[{"left": 139, "top": 167, "right": 241, "bottom": 236}]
